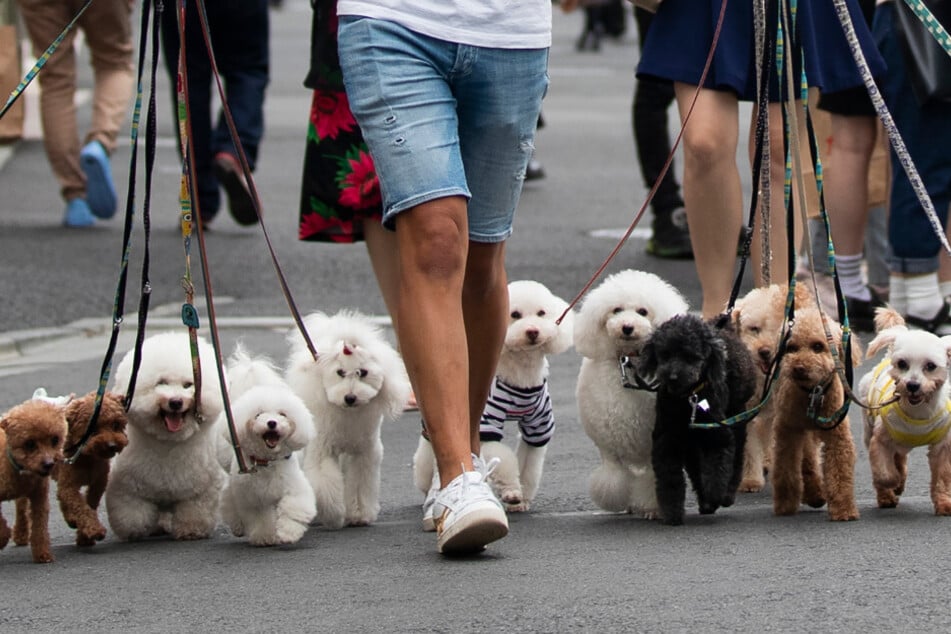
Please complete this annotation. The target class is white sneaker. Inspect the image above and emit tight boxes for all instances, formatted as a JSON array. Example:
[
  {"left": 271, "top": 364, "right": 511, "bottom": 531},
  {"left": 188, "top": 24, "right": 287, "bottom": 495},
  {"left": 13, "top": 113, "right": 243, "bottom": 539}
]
[
  {"left": 422, "top": 454, "right": 484, "bottom": 532},
  {"left": 433, "top": 458, "right": 508, "bottom": 555}
]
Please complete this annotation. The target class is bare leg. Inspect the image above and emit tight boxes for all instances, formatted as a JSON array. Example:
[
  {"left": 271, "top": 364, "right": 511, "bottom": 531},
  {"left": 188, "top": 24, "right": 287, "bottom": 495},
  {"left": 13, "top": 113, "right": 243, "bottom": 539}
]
[
  {"left": 364, "top": 220, "right": 400, "bottom": 329},
  {"left": 825, "top": 114, "right": 876, "bottom": 258},
  {"left": 393, "top": 196, "right": 474, "bottom": 487},
  {"left": 674, "top": 83, "right": 742, "bottom": 318}
]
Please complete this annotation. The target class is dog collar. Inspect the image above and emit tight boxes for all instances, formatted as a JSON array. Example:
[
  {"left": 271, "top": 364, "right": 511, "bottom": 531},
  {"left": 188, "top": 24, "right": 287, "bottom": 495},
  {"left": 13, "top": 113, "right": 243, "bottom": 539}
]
[
  {"left": 248, "top": 454, "right": 292, "bottom": 468},
  {"left": 868, "top": 358, "right": 951, "bottom": 447},
  {"left": 5, "top": 446, "right": 25, "bottom": 474}
]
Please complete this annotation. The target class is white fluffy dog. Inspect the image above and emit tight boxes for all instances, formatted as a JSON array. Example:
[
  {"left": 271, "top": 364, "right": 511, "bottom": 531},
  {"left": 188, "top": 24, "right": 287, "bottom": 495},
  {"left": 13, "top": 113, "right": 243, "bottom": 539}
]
[
  {"left": 286, "top": 310, "right": 411, "bottom": 529},
  {"left": 105, "top": 331, "right": 225, "bottom": 540},
  {"left": 412, "top": 280, "right": 574, "bottom": 513},
  {"left": 217, "top": 347, "right": 317, "bottom": 545},
  {"left": 574, "top": 269, "right": 689, "bottom": 518},
  {"left": 860, "top": 307, "right": 951, "bottom": 514}
]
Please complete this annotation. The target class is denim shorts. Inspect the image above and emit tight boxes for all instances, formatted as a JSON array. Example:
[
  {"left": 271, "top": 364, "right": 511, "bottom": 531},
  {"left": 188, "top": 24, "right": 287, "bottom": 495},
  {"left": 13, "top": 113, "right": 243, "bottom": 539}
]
[{"left": 337, "top": 17, "right": 549, "bottom": 242}]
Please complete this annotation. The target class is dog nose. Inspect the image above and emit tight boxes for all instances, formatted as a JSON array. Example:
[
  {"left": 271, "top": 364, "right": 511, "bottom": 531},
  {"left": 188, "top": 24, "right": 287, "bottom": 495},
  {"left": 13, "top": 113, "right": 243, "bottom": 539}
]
[
  {"left": 758, "top": 348, "right": 771, "bottom": 363},
  {"left": 622, "top": 325, "right": 634, "bottom": 336},
  {"left": 167, "top": 398, "right": 184, "bottom": 411},
  {"left": 267, "top": 420, "right": 278, "bottom": 430},
  {"left": 344, "top": 394, "right": 357, "bottom": 406},
  {"left": 40, "top": 459, "right": 56, "bottom": 474},
  {"left": 526, "top": 328, "right": 539, "bottom": 343},
  {"left": 907, "top": 382, "right": 920, "bottom": 393}
]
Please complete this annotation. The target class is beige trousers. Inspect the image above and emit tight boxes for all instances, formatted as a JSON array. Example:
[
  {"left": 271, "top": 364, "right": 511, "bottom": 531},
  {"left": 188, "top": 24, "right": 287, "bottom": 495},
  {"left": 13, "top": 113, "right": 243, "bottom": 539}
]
[{"left": 16, "top": 0, "right": 134, "bottom": 201}]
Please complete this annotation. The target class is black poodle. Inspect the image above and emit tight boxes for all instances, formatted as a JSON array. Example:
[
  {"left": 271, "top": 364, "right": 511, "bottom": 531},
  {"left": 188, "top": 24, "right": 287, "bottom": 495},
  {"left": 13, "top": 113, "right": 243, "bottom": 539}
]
[{"left": 639, "top": 313, "right": 757, "bottom": 525}]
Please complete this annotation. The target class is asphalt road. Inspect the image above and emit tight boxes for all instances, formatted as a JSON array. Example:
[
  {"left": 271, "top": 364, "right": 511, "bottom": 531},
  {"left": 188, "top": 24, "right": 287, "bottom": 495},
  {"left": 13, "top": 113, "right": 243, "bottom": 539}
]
[{"left": 1, "top": 3, "right": 949, "bottom": 633}]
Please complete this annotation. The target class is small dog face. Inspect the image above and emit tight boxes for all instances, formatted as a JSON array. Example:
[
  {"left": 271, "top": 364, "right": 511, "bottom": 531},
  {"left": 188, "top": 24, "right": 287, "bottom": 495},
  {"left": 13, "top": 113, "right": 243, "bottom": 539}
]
[
  {"left": 867, "top": 308, "right": 951, "bottom": 407},
  {"left": 781, "top": 306, "right": 862, "bottom": 390},
  {"left": 232, "top": 385, "right": 316, "bottom": 462},
  {"left": 574, "top": 269, "right": 689, "bottom": 360},
  {"left": 733, "top": 283, "right": 812, "bottom": 375},
  {"left": 319, "top": 340, "right": 385, "bottom": 408},
  {"left": 505, "top": 280, "right": 573, "bottom": 354},
  {"left": 64, "top": 392, "right": 128, "bottom": 460},
  {"left": 641, "top": 314, "right": 727, "bottom": 399},
  {"left": 0, "top": 400, "right": 68, "bottom": 476}
]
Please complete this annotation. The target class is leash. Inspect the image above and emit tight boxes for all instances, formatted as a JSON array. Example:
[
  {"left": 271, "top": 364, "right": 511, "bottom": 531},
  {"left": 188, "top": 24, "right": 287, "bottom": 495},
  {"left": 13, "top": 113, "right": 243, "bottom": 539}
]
[
  {"left": 0, "top": 0, "right": 92, "bottom": 121},
  {"left": 68, "top": 0, "right": 162, "bottom": 463},
  {"left": 557, "top": 0, "right": 731, "bottom": 325}
]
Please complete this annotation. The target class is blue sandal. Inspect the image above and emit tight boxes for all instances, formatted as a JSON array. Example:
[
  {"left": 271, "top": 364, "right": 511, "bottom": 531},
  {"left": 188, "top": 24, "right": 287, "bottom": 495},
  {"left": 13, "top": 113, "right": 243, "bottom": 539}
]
[{"left": 80, "top": 140, "right": 117, "bottom": 219}]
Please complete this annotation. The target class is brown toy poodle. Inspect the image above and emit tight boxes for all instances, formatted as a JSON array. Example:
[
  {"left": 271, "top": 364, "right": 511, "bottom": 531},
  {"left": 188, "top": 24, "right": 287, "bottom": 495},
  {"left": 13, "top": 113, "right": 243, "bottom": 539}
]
[
  {"left": 53, "top": 392, "right": 129, "bottom": 547},
  {"left": 0, "top": 399, "right": 68, "bottom": 563}
]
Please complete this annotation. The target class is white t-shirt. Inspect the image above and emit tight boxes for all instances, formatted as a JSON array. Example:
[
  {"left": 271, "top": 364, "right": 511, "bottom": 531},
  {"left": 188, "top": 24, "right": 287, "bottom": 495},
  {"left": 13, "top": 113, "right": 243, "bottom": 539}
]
[{"left": 336, "top": 0, "right": 552, "bottom": 49}]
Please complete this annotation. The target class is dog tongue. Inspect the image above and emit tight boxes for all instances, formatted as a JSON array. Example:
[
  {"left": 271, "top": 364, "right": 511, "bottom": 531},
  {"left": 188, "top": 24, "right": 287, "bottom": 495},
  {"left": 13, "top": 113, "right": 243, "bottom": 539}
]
[{"left": 164, "top": 412, "right": 185, "bottom": 433}]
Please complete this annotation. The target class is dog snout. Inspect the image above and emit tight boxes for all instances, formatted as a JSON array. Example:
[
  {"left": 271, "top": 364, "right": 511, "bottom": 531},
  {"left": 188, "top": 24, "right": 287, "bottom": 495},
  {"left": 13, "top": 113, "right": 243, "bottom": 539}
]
[
  {"left": 757, "top": 347, "right": 772, "bottom": 363},
  {"left": 40, "top": 458, "right": 56, "bottom": 475},
  {"left": 267, "top": 419, "right": 278, "bottom": 430},
  {"left": 622, "top": 324, "right": 634, "bottom": 336},
  {"left": 906, "top": 381, "right": 921, "bottom": 394},
  {"left": 167, "top": 398, "right": 184, "bottom": 412},
  {"left": 526, "top": 328, "right": 539, "bottom": 343},
  {"left": 344, "top": 394, "right": 358, "bottom": 406}
]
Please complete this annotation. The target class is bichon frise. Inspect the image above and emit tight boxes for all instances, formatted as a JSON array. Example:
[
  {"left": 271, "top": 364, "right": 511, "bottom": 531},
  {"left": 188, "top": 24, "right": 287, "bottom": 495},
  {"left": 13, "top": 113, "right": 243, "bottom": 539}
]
[
  {"left": 218, "top": 376, "right": 317, "bottom": 545},
  {"left": 286, "top": 310, "right": 411, "bottom": 529},
  {"left": 860, "top": 307, "right": 951, "bottom": 514},
  {"left": 105, "top": 331, "right": 226, "bottom": 541},
  {"left": 574, "top": 269, "right": 688, "bottom": 518},
  {"left": 413, "top": 280, "right": 574, "bottom": 513}
]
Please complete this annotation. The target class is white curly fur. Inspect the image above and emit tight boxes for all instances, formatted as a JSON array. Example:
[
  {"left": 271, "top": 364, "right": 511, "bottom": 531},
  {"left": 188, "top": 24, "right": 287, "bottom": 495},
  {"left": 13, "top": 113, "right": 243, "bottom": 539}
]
[
  {"left": 105, "top": 331, "right": 225, "bottom": 541},
  {"left": 218, "top": 381, "right": 317, "bottom": 546},
  {"left": 573, "top": 269, "right": 689, "bottom": 518},
  {"left": 286, "top": 310, "right": 411, "bottom": 529}
]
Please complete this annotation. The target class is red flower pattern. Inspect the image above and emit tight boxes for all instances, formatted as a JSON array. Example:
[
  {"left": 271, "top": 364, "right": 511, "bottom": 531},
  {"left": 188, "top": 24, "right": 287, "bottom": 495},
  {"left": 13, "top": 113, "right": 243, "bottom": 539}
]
[{"left": 310, "top": 90, "right": 356, "bottom": 141}]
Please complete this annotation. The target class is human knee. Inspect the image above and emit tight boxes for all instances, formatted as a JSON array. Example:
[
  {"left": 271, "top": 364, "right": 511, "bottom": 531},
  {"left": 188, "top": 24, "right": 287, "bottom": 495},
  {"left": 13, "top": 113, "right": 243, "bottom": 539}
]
[{"left": 400, "top": 210, "right": 468, "bottom": 279}]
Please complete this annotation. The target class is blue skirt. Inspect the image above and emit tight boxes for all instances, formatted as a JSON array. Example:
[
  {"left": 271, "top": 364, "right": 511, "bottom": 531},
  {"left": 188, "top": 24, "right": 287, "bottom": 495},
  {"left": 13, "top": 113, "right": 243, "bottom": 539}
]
[{"left": 637, "top": 0, "right": 886, "bottom": 102}]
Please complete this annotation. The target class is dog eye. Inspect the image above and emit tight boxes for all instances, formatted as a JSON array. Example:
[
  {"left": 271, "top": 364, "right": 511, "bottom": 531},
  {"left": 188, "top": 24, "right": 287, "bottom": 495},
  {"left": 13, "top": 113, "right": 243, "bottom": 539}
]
[
  {"left": 113, "top": 422, "right": 123, "bottom": 432},
  {"left": 748, "top": 326, "right": 761, "bottom": 335},
  {"left": 896, "top": 359, "right": 909, "bottom": 371},
  {"left": 336, "top": 369, "right": 346, "bottom": 377},
  {"left": 925, "top": 362, "right": 937, "bottom": 373},
  {"left": 183, "top": 382, "right": 193, "bottom": 390},
  {"left": 637, "top": 308, "right": 648, "bottom": 317},
  {"left": 359, "top": 369, "right": 369, "bottom": 378},
  {"left": 811, "top": 342, "right": 825, "bottom": 354},
  {"left": 24, "top": 439, "right": 36, "bottom": 451},
  {"left": 50, "top": 436, "right": 60, "bottom": 448},
  {"left": 157, "top": 378, "right": 167, "bottom": 386},
  {"left": 612, "top": 307, "right": 623, "bottom": 314},
  {"left": 511, "top": 310, "right": 522, "bottom": 319},
  {"left": 536, "top": 310, "right": 546, "bottom": 317}
]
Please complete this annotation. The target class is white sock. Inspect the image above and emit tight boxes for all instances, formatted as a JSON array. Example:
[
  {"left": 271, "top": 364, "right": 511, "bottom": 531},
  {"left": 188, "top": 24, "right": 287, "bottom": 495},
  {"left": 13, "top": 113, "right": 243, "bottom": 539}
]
[
  {"left": 889, "top": 275, "right": 907, "bottom": 315},
  {"left": 940, "top": 281, "right": 951, "bottom": 303},
  {"left": 835, "top": 253, "right": 870, "bottom": 301},
  {"left": 905, "top": 272, "right": 943, "bottom": 320}
]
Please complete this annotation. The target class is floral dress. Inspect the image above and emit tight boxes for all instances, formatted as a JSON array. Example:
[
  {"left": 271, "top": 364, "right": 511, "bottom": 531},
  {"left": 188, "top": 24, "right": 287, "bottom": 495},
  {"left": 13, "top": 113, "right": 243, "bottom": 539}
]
[{"left": 298, "top": 0, "right": 381, "bottom": 243}]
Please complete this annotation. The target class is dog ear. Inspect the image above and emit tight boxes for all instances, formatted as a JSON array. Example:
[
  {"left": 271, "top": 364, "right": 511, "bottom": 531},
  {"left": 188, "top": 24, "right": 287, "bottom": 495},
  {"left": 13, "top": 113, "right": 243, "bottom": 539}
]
[
  {"left": 64, "top": 396, "right": 94, "bottom": 448},
  {"left": 638, "top": 339, "right": 658, "bottom": 379},
  {"left": 866, "top": 327, "right": 901, "bottom": 359},
  {"left": 941, "top": 336, "right": 951, "bottom": 365}
]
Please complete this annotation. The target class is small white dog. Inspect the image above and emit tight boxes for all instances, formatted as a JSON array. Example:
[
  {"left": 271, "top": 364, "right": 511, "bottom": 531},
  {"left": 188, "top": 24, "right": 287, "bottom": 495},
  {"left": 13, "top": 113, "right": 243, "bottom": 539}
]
[
  {"left": 105, "top": 331, "right": 225, "bottom": 541},
  {"left": 860, "top": 307, "right": 951, "bottom": 515},
  {"left": 574, "top": 269, "right": 689, "bottom": 518},
  {"left": 412, "top": 280, "right": 574, "bottom": 513},
  {"left": 217, "top": 347, "right": 317, "bottom": 545},
  {"left": 286, "top": 310, "right": 411, "bottom": 529}
]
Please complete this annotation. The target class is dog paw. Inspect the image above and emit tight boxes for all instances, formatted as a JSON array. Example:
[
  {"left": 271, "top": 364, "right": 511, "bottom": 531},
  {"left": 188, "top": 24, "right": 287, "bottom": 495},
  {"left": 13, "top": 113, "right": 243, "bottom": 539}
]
[
  {"left": 500, "top": 489, "right": 524, "bottom": 506},
  {"left": 32, "top": 550, "right": 55, "bottom": 564},
  {"left": 934, "top": 500, "right": 951, "bottom": 516},
  {"left": 77, "top": 524, "right": 107, "bottom": 545},
  {"left": 505, "top": 501, "right": 529, "bottom": 513},
  {"left": 173, "top": 529, "right": 211, "bottom": 541},
  {"left": 828, "top": 506, "right": 860, "bottom": 521},
  {"left": 640, "top": 509, "right": 660, "bottom": 520},
  {"left": 801, "top": 493, "right": 826, "bottom": 509},
  {"left": 738, "top": 478, "right": 765, "bottom": 493},
  {"left": 773, "top": 501, "right": 800, "bottom": 516},
  {"left": 876, "top": 490, "right": 899, "bottom": 509},
  {"left": 346, "top": 518, "right": 371, "bottom": 527}
]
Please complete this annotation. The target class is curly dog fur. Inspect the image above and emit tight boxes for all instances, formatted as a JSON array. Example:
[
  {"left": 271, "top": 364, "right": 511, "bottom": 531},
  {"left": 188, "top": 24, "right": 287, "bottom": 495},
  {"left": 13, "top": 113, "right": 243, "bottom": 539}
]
[
  {"left": 574, "top": 269, "right": 689, "bottom": 518},
  {"left": 771, "top": 306, "right": 863, "bottom": 521},
  {"left": 640, "top": 314, "right": 757, "bottom": 525},
  {"left": 1, "top": 399, "right": 68, "bottom": 563},
  {"left": 53, "top": 391, "right": 128, "bottom": 547}
]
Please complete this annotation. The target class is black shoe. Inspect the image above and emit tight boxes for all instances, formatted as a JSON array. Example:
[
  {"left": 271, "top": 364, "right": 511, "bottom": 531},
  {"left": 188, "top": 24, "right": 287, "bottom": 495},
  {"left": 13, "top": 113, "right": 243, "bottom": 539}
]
[
  {"left": 646, "top": 207, "right": 693, "bottom": 259},
  {"left": 844, "top": 289, "right": 886, "bottom": 332},
  {"left": 905, "top": 299, "right": 951, "bottom": 336},
  {"left": 213, "top": 152, "right": 259, "bottom": 226},
  {"left": 526, "top": 157, "right": 545, "bottom": 181}
]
